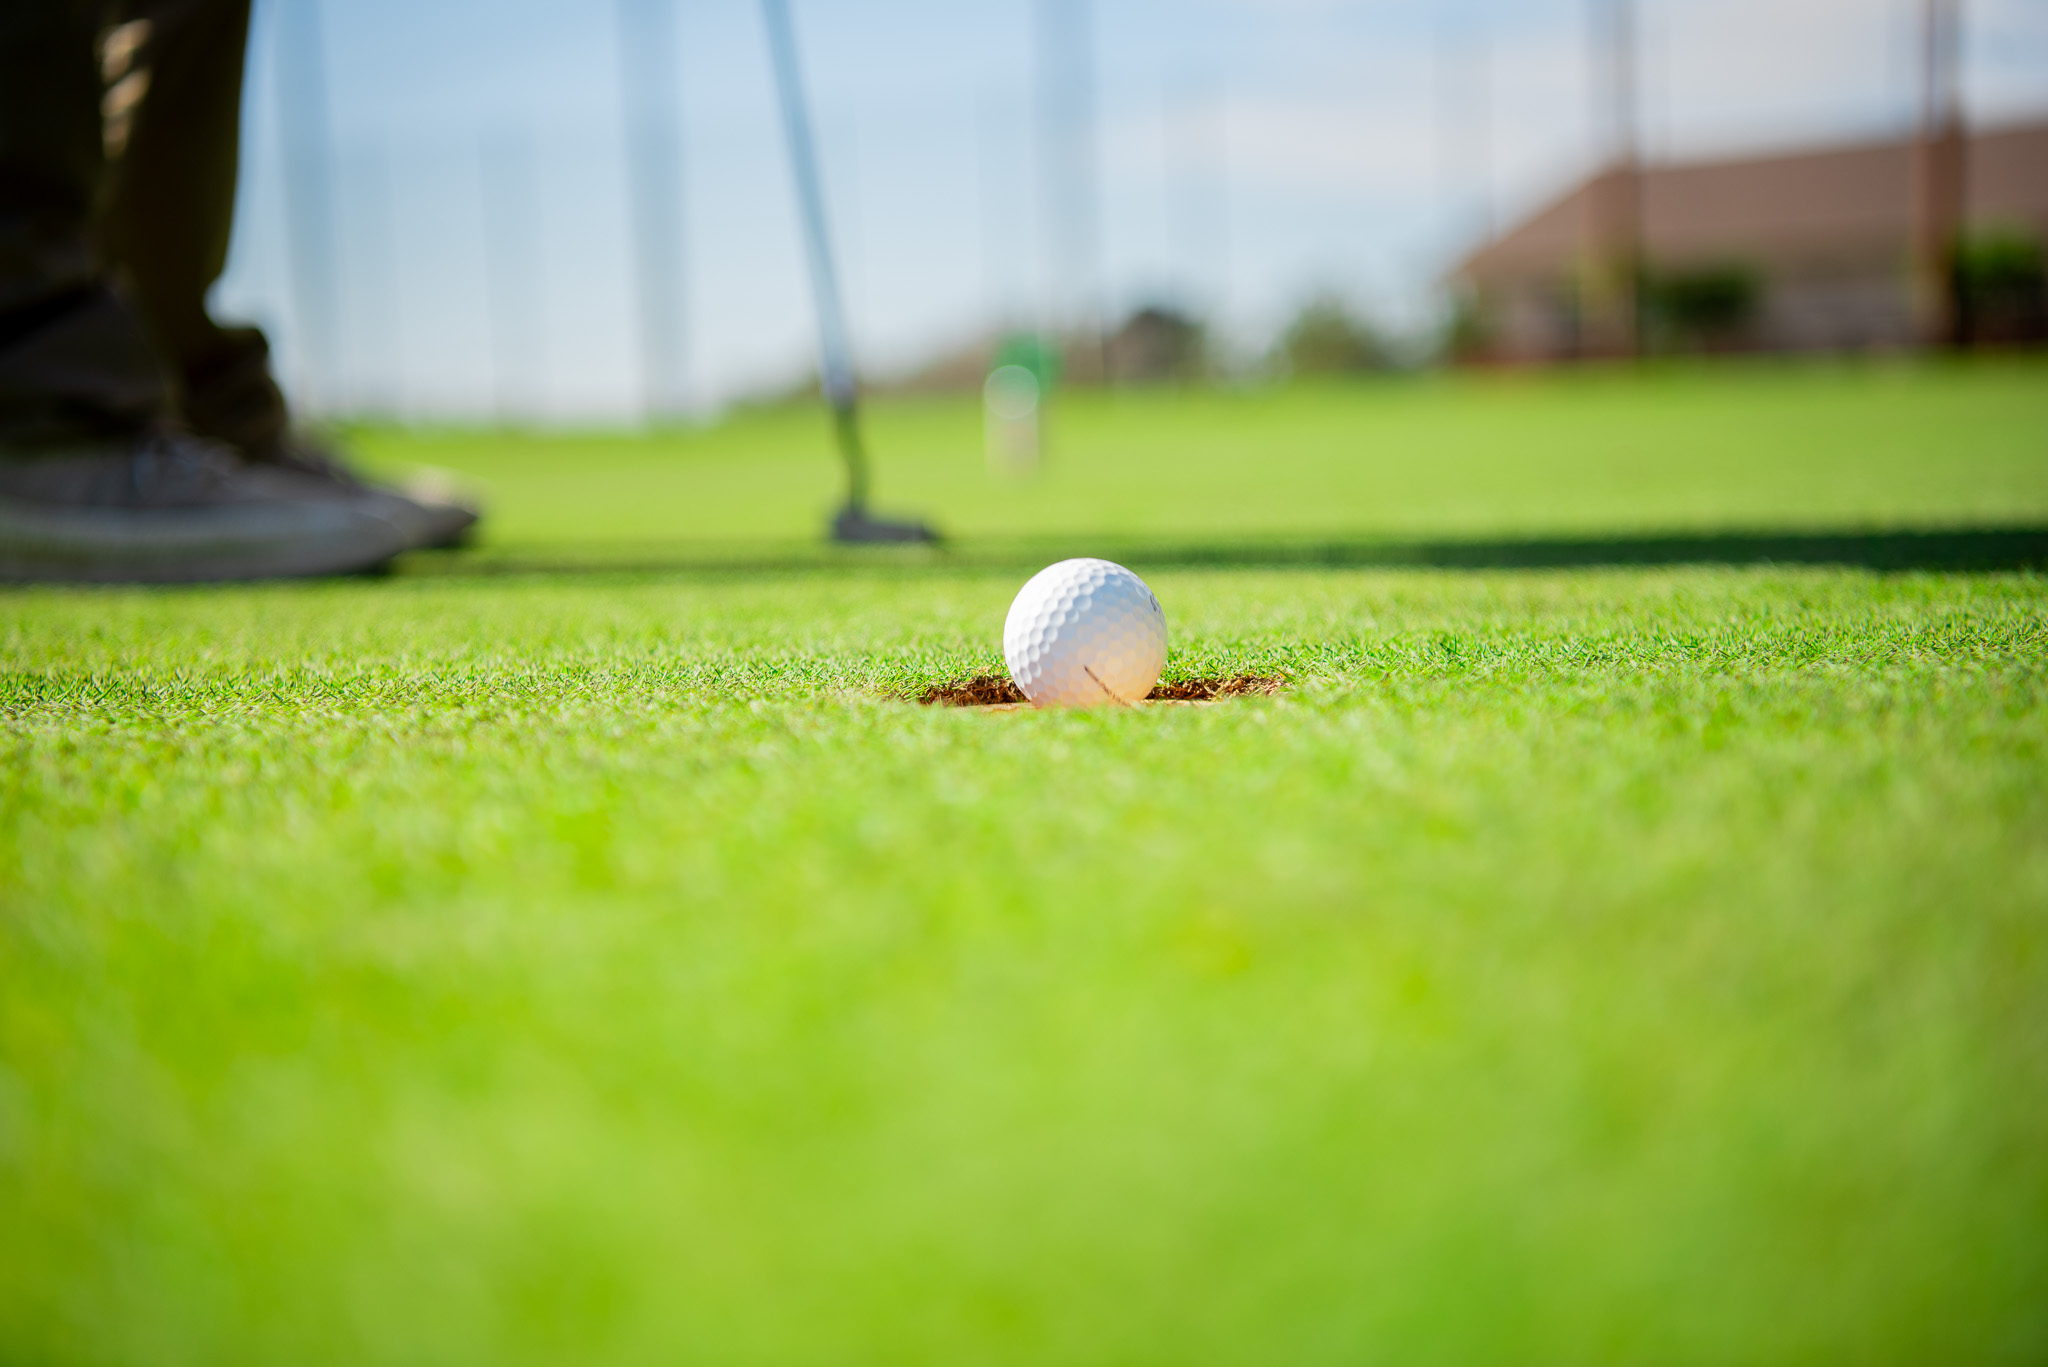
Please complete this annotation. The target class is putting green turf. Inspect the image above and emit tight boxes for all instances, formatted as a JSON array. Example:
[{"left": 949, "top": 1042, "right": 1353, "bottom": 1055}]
[
  {"left": 348, "top": 357, "right": 2048, "bottom": 553},
  {"left": 4, "top": 362, "right": 2047, "bottom": 1364}
]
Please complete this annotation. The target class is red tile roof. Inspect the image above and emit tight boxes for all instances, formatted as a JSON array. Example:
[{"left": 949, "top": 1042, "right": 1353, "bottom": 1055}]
[{"left": 1456, "top": 120, "right": 2048, "bottom": 285}]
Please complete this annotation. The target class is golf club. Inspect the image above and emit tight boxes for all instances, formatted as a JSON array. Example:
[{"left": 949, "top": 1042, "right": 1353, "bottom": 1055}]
[{"left": 760, "top": 0, "right": 939, "bottom": 543}]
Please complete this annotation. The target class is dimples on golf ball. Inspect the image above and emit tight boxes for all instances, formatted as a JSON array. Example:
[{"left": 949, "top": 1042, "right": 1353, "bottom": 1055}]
[{"left": 1004, "top": 558, "right": 1167, "bottom": 707}]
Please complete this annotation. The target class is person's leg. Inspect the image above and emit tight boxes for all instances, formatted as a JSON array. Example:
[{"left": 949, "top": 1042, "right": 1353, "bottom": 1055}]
[
  {"left": 0, "top": 1, "right": 437, "bottom": 580},
  {"left": 0, "top": 0, "right": 173, "bottom": 447},
  {"left": 97, "top": 0, "right": 476, "bottom": 547},
  {"left": 99, "top": 0, "right": 290, "bottom": 460}
]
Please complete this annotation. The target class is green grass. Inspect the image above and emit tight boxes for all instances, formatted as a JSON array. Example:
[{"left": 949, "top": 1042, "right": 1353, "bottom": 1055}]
[
  {"left": 4, "top": 360, "right": 2048, "bottom": 1364},
  {"left": 351, "top": 357, "right": 2048, "bottom": 552}
]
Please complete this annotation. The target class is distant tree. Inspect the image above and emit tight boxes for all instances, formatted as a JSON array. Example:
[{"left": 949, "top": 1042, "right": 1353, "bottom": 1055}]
[
  {"left": 1953, "top": 231, "right": 2046, "bottom": 346},
  {"left": 1275, "top": 296, "right": 1387, "bottom": 376},
  {"left": 1442, "top": 289, "right": 1492, "bottom": 364},
  {"left": 1647, "top": 265, "right": 1758, "bottom": 350},
  {"left": 1106, "top": 306, "right": 1206, "bottom": 385}
]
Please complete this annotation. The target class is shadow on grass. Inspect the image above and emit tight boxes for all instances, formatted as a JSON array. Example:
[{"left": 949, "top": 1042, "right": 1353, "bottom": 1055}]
[
  {"left": 403, "top": 524, "right": 2048, "bottom": 579},
  {"left": 1138, "top": 525, "right": 2048, "bottom": 572}
]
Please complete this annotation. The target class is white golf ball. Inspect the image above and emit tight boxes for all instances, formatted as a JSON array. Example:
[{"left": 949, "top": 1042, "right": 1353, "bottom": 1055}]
[{"left": 1003, "top": 558, "right": 1168, "bottom": 707}]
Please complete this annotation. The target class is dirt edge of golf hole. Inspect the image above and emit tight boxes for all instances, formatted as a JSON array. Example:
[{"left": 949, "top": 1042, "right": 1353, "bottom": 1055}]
[{"left": 918, "top": 673, "right": 1286, "bottom": 709}]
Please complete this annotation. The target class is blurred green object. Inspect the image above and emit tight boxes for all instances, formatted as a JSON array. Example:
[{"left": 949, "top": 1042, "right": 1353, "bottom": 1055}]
[
  {"left": 4, "top": 359, "right": 2047, "bottom": 1365},
  {"left": 993, "top": 332, "right": 1062, "bottom": 394}
]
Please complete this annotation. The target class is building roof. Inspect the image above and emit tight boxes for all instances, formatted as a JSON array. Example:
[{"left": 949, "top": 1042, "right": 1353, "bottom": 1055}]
[{"left": 1455, "top": 120, "right": 2048, "bottom": 286}]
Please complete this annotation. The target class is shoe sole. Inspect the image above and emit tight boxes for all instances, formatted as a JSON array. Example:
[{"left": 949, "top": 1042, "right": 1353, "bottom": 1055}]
[
  {"left": 408, "top": 500, "right": 481, "bottom": 551},
  {"left": 0, "top": 498, "right": 413, "bottom": 583}
]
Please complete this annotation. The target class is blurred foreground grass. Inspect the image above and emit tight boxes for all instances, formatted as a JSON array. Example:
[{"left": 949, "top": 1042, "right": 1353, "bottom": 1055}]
[{"left": 4, "top": 361, "right": 2047, "bottom": 1364}]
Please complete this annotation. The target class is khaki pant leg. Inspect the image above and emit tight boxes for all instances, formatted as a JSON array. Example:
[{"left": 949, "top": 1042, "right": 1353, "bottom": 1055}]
[
  {"left": 102, "top": 0, "right": 289, "bottom": 459},
  {"left": 0, "top": 0, "right": 172, "bottom": 447}
]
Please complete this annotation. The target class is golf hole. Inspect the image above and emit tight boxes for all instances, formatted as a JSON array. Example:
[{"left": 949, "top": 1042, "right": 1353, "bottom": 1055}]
[{"left": 918, "top": 673, "right": 1285, "bottom": 709}]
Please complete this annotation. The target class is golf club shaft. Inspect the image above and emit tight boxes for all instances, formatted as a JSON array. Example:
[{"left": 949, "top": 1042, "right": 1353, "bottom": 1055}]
[{"left": 760, "top": 0, "right": 869, "bottom": 510}]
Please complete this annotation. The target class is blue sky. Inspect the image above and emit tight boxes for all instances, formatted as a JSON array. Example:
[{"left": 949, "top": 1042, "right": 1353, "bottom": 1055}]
[{"left": 212, "top": 0, "right": 2048, "bottom": 421}]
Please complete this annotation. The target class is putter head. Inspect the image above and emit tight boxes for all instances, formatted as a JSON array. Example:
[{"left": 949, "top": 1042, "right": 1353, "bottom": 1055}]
[{"left": 830, "top": 504, "right": 942, "bottom": 544}]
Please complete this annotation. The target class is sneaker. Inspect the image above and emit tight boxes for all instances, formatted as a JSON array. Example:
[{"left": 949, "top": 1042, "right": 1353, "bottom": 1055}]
[
  {"left": 0, "top": 428, "right": 414, "bottom": 583},
  {"left": 268, "top": 435, "right": 481, "bottom": 552}
]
